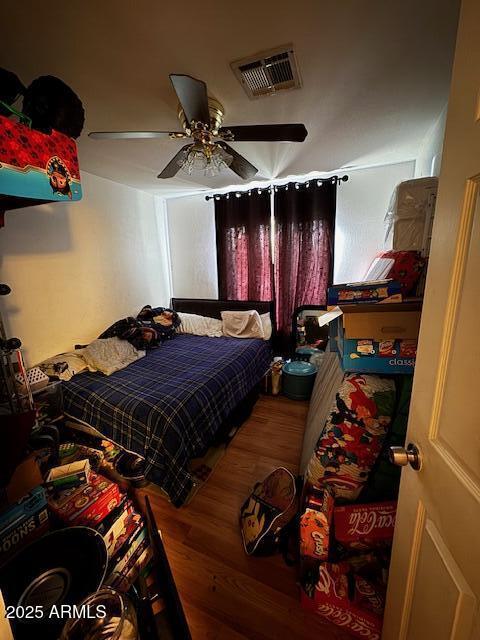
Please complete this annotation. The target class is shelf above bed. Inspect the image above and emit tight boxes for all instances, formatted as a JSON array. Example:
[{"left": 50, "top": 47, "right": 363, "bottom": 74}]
[{"left": 0, "top": 115, "right": 82, "bottom": 226}]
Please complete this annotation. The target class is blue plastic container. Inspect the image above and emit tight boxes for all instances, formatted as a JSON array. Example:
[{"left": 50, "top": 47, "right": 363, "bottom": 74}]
[{"left": 282, "top": 361, "right": 317, "bottom": 400}]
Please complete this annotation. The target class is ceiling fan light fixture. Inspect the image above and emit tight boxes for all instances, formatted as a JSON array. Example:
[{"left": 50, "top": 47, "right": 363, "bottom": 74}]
[
  {"left": 181, "top": 143, "right": 232, "bottom": 177},
  {"left": 90, "top": 74, "right": 306, "bottom": 180},
  {"left": 181, "top": 144, "right": 208, "bottom": 175}
]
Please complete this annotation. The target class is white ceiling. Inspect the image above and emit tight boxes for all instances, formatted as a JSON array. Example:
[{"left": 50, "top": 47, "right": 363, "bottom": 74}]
[{"left": 1, "top": 0, "right": 459, "bottom": 197}]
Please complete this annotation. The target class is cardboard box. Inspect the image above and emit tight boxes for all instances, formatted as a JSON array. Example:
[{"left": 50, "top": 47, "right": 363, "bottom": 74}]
[
  {"left": 0, "top": 486, "right": 49, "bottom": 565},
  {"left": 327, "top": 281, "right": 402, "bottom": 306},
  {"left": 47, "top": 472, "right": 121, "bottom": 526},
  {"left": 340, "top": 339, "right": 417, "bottom": 374},
  {"left": 301, "top": 563, "right": 383, "bottom": 640},
  {"left": 334, "top": 501, "right": 397, "bottom": 550},
  {"left": 104, "top": 505, "right": 139, "bottom": 559},
  {"left": 95, "top": 497, "right": 135, "bottom": 555},
  {"left": 107, "top": 543, "right": 152, "bottom": 592},
  {"left": 108, "top": 522, "right": 146, "bottom": 576},
  {"left": 45, "top": 459, "right": 90, "bottom": 493},
  {"left": 330, "top": 302, "right": 421, "bottom": 374},
  {"left": 340, "top": 302, "right": 421, "bottom": 341}
]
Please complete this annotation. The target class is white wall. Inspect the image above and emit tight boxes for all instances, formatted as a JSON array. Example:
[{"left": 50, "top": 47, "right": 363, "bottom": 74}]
[
  {"left": 166, "top": 194, "right": 218, "bottom": 299},
  {"left": 0, "top": 172, "right": 171, "bottom": 366},
  {"left": 333, "top": 161, "right": 415, "bottom": 283},
  {"left": 414, "top": 106, "right": 447, "bottom": 178}
]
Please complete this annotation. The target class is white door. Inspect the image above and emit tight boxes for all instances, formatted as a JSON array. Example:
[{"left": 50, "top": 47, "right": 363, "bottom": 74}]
[{"left": 383, "top": 1, "right": 480, "bottom": 638}]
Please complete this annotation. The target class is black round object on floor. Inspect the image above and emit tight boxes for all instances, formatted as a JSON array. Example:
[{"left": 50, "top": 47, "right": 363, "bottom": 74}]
[
  {"left": 0, "top": 527, "right": 107, "bottom": 640},
  {"left": 115, "top": 451, "right": 148, "bottom": 487}
]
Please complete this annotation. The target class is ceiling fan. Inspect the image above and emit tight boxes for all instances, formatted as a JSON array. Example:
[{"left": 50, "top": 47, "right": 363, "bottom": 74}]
[{"left": 89, "top": 74, "right": 308, "bottom": 180}]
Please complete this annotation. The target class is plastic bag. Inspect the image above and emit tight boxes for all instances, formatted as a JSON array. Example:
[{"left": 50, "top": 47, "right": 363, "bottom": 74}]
[{"left": 384, "top": 177, "right": 438, "bottom": 253}]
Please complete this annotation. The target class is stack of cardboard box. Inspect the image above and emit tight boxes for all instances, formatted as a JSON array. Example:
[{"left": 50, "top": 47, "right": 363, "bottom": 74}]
[
  {"left": 328, "top": 282, "right": 422, "bottom": 375},
  {"left": 300, "top": 489, "right": 396, "bottom": 640}
]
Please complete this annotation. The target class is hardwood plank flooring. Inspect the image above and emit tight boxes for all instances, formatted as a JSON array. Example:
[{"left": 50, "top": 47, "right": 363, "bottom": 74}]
[{"left": 138, "top": 395, "right": 353, "bottom": 640}]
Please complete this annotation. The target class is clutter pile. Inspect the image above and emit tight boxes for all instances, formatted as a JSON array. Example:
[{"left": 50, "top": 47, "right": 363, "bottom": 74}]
[
  {"left": 44, "top": 439, "right": 152, "bottom": 592},
  {"left": 1, "top": 438, "right": 152, "bottom": 594},
  {"left": 299, "top": 370, "right": 405, "bottom": 640},
  {"left": 297, "top": 256, "right": 422, "bottom": 637},
  {"left": 0, "top": 436, "right": 155, "bottom": 640}
]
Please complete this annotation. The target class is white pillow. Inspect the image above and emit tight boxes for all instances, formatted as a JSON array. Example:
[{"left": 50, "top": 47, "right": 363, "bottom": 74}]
[
  {"left": 177, "top": 312, "right": 223, "bottom": 337},
  {"left": 221, "top": 310, "right": 264, "bottom": 339},
  {"left": 82, "top": 337, "right": 145, "bottom": 376},
  {"left": 38, "top": 350, "right": 92, "bottom": 381},
  {"left": 260, "top": 313, "right": 273, "bottom": 340}
]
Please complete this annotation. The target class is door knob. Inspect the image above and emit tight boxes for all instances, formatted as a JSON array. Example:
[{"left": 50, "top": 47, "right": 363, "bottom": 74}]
[{"left": 389, "top": 443, "right": 422, "bottom": 471}]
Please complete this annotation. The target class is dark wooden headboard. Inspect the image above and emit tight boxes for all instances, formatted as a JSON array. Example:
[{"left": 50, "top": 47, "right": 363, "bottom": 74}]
[{"left": 171, "top": 298, "right": 276, "bottom": 335}]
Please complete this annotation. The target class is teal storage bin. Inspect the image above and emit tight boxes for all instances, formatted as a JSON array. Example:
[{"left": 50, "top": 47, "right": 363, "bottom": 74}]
[{"left": 282, "top": 361, "right": 317, "bottom": 400}]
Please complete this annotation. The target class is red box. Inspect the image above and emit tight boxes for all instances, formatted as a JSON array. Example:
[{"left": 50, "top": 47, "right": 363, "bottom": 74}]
[
  {"left": 334, "top": 501, "right": 396, "bottom": 550},
  {"left": 48, "top": 472, "right": 121, "bottom": 526},
  {"left": 301, "top": 563, "right": 384, "bottom": 640}
]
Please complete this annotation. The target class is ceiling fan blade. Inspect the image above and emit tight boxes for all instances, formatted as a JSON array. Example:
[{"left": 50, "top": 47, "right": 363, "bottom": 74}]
[
  {"left": 157, "top": 144, "right": 192, "bottom": 179},
  {"left": 169, "top": 74, "right": 210, "bottom": 126},
  {"left": 89, "top": 131, "right": 183, "bottom": 140},
  {"left": 217, "top": 142, "right": 258, "bottom": 180},
  {"left": 218, "top": 123, "right": 308, "bottom": 142}
]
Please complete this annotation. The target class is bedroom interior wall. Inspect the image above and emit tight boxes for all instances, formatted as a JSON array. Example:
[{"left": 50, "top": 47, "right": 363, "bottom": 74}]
[
  {"left": 0, "top": 171, "right": 171, "bottom": 366},
  {"left": 333, "top": 160, "right": 415, "bottom": 283},
  {"left": 414, "top": 106, "right": 447, "bottom": 178},
  {"left": 166, "top": 194, "right": 218, "bottom": 299}
]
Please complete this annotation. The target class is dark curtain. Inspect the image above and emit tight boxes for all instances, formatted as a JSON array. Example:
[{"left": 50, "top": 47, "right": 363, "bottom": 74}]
[
  {"left": 215, "top": 190, "right": 273, "bottom": 301},
  {"left": 274, "top": 181, "right": 336, "bottom": 336}
]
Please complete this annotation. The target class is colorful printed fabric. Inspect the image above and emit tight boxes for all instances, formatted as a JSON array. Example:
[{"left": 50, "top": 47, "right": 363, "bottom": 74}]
[{"left": 306, "top": 373, "right": 395, "bottom": 500}]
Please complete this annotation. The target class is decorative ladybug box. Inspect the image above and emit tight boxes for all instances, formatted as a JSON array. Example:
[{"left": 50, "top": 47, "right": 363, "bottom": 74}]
[{"left": 0, "top": 114, "right": 82, "bottom": 206}]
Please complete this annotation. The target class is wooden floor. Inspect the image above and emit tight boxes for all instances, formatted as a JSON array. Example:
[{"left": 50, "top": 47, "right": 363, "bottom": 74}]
[{"left": 138, "top": 395, "right": 352, "bottom": 640}]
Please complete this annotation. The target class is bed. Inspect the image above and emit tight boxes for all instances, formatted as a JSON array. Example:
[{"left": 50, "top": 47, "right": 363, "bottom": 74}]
[{"left": 62, "top": 299, "right": 273, "bottom": 506}]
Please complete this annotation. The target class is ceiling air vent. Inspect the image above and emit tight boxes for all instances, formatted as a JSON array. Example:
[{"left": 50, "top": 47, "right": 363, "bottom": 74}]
[{"left": 231, "top": 45, "right": 301, "bottom": 99}]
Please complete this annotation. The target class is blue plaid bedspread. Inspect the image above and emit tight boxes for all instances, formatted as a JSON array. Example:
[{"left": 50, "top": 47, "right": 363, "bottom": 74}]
[{"left": 63, "top": 335, "right": 271, "bottom": 505}]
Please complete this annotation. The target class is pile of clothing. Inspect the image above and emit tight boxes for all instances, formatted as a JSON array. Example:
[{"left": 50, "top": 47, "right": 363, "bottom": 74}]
[
  {"left": 38, "top": 305, "right": 181, "bottom": 380},
  {"left": 98, "top": 305, "right": 181, "bottom": 351}
]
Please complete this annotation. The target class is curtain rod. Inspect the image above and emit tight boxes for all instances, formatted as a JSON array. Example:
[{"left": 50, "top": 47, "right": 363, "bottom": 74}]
[{"left": 205, "top": 174, "right": 348, "bottom": 200}]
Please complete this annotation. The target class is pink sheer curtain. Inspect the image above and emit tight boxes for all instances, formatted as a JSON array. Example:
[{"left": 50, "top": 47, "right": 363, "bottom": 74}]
[
  {"left": 274, "top": 182, "right": 336, "bottom": 336},
  {"left": 215, "top": 190, "right": 273, "bottom": 301}
]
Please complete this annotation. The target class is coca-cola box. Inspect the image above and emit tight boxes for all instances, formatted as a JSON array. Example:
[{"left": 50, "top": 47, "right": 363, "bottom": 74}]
[
  {"left": 301, "top": 562, "right": 384, "bottom": 640},
  {"left": 334, "top": 500, "right": 396, "bottom": 550}
]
